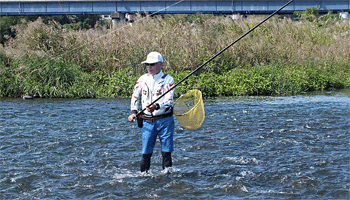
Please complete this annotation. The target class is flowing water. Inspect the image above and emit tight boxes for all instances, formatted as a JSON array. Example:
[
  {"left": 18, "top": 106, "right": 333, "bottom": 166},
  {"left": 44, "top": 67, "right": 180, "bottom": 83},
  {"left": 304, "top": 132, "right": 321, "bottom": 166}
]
[{"left": 1, "top": 91, "right": 349, "bottom": 199}]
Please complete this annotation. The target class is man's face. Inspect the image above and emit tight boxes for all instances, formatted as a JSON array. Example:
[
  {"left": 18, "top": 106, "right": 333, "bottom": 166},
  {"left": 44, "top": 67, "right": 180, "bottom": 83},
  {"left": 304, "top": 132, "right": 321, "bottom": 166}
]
[{"left": 146, "top": 62, "right": 162, "bottom": 76}]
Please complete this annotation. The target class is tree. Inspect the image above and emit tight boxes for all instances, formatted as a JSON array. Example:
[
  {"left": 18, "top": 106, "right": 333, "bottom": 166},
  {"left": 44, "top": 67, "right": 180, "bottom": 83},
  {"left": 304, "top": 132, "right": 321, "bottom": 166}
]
[{"left": 0, "top": 14, "right": 102, "bottom": 45}]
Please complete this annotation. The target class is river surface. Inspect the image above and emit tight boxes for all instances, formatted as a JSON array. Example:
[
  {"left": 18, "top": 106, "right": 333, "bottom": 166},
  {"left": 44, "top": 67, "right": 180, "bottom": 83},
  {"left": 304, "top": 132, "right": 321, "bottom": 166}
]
[{"left": 1, "top": 91, "right": 349, "bottom": 199}]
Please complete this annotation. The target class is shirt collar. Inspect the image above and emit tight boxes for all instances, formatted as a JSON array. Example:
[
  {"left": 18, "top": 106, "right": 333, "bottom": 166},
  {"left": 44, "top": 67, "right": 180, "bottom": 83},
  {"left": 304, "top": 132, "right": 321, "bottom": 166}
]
[{"left": 148, "top": 70, "right": 163, "bottom": 79}]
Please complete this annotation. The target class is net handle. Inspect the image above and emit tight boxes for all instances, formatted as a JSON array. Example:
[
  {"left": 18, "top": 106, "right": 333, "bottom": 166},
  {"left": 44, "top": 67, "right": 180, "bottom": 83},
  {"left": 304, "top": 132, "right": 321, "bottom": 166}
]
[{"left": 136, "top": 0, "right": 294, "bottom": 117}]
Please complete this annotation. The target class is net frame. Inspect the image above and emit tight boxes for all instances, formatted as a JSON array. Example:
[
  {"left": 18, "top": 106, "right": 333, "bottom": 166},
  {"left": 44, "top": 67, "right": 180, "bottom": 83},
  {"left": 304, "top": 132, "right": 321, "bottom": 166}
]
[{"left": 174, "top": 89, "right": 205, "bottom": 129}]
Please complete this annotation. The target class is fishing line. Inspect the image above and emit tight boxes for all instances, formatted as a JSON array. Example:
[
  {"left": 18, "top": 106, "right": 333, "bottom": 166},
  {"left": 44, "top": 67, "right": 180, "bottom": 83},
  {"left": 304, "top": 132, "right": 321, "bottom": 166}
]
[
  {"left": 52, "top": 0, "right": 186, "bottom": 59},
  {"left": 21, "top": 0, "right": 189, "bottom": 96},
  {"left": 56, "top": 0, "right": 77, "bottom": 31},
  {"left": 136, "top": 0, "right": 294, "bottom": 117}
]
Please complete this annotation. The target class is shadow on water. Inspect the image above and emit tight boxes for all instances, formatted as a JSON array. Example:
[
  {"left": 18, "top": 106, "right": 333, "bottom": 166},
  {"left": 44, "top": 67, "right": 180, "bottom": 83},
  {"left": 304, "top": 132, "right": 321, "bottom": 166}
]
[{"left": 0, "top": 90, "right": 349, "bottom": 199}]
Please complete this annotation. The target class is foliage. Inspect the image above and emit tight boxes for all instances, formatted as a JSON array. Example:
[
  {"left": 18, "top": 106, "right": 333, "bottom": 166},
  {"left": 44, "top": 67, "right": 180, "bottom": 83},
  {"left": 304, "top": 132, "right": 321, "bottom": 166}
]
[
  {"left": 320, "top": 10, "right": 341, "bottom": 21},
  {"left": 294, "top": 7, "right": 340, "bottom": 27},
  {"left": 0, "top": 10, "right": 349, "bottom": 98},
  {"left": 18, "top": 56, "right": 80, "bottom": 98},
  {"left": 0, "top": 16, "right": 22, "bottom": 45},
  {"left": 0, "top": 64, "right": 20, "bottom": 98},
  {"left": 171, "top": 63, "right": 348, "bottom": 97},
  {"left": 294, "top": 6, "right": 320, "bottom": 22},
  {"left": 0, "top": 15, "right": 102, "bottom": 46}
]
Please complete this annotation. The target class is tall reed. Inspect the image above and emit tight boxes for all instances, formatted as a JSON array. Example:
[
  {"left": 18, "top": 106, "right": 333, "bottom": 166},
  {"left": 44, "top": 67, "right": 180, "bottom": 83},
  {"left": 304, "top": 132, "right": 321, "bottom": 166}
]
[{"left": 1, "top": 13, "right": 349, "bottom": 98}]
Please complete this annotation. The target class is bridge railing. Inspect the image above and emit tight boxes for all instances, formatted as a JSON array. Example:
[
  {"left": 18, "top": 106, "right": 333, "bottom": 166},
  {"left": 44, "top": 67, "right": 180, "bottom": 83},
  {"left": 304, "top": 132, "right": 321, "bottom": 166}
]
[{"left": 0, "top": 0, "right": 349, "bottom": 16}]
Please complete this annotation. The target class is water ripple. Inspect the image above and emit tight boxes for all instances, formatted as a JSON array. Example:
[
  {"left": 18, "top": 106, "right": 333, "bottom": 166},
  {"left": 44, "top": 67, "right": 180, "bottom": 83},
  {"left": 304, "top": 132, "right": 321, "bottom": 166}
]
[{"left": 0, "top": 93, "right": 349, "bottom": 199}]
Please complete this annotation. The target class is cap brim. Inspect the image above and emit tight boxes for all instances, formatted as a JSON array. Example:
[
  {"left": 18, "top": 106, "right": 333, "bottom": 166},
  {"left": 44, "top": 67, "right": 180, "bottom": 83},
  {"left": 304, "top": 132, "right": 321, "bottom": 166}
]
[{"left": 141, "top": 60, "right": 160, "bottom": 64}]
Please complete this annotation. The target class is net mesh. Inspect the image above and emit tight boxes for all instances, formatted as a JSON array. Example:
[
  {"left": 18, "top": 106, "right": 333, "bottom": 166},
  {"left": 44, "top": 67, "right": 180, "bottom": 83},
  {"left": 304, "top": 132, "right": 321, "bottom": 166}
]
[{"left": 174, "top": 89, "right": 205, "bottom": 129}]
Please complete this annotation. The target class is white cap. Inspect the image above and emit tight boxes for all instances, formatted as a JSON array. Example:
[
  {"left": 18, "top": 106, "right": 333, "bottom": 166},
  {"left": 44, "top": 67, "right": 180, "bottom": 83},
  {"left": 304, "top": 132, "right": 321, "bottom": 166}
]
[{"left": 141, "top": 52, "right": 163, "bottom": 64}]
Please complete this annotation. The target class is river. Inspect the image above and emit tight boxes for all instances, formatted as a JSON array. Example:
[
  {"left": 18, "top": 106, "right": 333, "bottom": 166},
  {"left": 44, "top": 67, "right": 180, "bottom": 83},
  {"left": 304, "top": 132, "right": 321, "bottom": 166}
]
[{"left": 1, "top": 90, "right": 349, "bottom": 199}]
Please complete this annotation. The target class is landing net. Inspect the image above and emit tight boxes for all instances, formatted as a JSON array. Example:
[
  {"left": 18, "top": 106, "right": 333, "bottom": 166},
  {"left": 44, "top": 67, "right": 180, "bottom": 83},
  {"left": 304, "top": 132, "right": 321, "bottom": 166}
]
[{"left": 174, "top": 89, "right": 205, "bottom": 129}]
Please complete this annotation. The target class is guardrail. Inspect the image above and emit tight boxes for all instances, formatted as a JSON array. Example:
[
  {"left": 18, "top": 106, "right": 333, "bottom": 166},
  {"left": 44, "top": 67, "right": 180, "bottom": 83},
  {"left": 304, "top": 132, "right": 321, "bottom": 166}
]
[{"left": 0, "top": 0, "right": 349, "bottom": 16}]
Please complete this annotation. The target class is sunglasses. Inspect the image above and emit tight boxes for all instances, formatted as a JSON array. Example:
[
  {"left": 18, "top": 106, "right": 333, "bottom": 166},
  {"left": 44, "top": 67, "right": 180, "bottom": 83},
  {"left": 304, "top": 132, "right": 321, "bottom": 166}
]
[{"left": 145, "top": 63, "right": 158, "bottom": 66}]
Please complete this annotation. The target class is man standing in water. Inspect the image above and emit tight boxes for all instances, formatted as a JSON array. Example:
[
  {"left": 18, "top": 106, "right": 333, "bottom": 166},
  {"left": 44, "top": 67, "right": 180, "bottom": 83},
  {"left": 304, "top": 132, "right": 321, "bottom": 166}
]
[{"left": 128, "top": 52, "right": 175, "bottom": 173}]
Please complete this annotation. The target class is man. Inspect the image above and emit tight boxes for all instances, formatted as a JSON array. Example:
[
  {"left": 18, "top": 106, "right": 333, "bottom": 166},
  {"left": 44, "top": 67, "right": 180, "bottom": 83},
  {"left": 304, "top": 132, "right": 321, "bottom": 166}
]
[{"left": 128, "top": 52, "right": 175, "bottom": 173}]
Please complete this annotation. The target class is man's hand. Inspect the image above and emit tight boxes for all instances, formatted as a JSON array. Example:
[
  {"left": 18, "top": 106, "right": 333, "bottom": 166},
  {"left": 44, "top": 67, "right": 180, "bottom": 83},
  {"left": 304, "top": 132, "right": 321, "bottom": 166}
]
[
  {"left": 146, "top": 104, "right": 157, "bottom": 113},
  {"left": 128, "top": 113, "right": 137, "bottom": 122}
]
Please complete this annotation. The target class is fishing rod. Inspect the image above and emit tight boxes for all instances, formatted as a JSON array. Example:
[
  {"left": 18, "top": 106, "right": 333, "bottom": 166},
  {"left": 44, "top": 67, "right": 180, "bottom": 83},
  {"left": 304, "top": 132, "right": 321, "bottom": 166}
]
[{"left": 137, "top": 0, "right": 294, "bottom": 117}]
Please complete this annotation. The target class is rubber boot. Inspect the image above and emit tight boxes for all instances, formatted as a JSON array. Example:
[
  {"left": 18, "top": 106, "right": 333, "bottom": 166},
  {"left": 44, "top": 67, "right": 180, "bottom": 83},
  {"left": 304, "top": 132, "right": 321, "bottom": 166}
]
[
  {"left": 162, "top": 152, "right": 172, "bottom": 169},
  {"left": 140, "top": 154, "right": 152, "bottom": 173}
]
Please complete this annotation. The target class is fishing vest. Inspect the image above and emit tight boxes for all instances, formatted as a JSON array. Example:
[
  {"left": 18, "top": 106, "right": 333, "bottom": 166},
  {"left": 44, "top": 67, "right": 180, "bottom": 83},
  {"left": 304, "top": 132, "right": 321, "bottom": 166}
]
[{"left": 131, "top": 70, "right": 175, "bottom": 117}]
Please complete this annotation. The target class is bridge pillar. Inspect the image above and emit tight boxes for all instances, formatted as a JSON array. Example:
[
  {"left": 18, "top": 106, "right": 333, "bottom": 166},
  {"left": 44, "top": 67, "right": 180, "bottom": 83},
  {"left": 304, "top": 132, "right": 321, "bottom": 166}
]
[
  {"left": 340, "top": 12, "right": 349, "bottom": 20},
  {"left": 230, "top": 14, "right": 243, "bottom": 22},
  {"left": 111, "top": 12, "right": 126, "bottom": 29},
  {"left": 126, "top": 13, "right": 137, "bottom": 23}
]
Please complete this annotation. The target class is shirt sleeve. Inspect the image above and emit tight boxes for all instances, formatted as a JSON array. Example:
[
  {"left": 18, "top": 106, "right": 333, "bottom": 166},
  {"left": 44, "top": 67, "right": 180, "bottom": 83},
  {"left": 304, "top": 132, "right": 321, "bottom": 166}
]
[
  {"left": 159, "top": 76, "right": 175, "bottom": 111},
  {"left": 130, "top": 77, "right": 142, "bottom": 113}
]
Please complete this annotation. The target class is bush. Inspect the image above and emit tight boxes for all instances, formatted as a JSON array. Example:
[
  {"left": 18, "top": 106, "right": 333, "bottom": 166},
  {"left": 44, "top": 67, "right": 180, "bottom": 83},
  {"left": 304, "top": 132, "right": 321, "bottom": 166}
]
[{"left": 20, "top": 56, "right": 82, "bottom": 98}]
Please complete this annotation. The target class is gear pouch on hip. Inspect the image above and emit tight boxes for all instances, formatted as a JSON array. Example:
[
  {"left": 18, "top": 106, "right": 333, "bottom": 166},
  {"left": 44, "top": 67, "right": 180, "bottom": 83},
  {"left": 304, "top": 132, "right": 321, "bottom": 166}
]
[{"left": 137, "top": 115, "right": 143, "bottom": 128}]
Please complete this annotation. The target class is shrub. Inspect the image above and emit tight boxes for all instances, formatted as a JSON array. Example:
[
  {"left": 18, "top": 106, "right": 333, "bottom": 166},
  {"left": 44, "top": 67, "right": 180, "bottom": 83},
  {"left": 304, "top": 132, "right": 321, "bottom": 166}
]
[{"left": 20, "top": 56, "right": 82, "bottom": 98}]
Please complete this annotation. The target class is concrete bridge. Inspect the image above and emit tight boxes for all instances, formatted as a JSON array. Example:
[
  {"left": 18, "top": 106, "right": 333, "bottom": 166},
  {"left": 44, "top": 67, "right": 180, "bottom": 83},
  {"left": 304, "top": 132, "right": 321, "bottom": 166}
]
[{"left": 0, "top": 0, "right": 349, "bottom": 16}]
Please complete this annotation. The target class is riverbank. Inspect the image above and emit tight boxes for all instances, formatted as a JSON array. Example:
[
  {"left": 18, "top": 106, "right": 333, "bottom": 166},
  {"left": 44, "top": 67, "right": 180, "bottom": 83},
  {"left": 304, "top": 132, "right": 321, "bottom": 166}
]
[{"left": 0, "top": 14, "right": 349, "bottom": 98}]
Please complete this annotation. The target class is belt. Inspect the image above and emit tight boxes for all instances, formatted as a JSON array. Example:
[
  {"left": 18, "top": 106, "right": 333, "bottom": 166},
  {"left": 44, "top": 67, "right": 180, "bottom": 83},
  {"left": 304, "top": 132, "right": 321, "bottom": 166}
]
[{"left": 141, "top": 112, "right": 173, "bottom": 122}]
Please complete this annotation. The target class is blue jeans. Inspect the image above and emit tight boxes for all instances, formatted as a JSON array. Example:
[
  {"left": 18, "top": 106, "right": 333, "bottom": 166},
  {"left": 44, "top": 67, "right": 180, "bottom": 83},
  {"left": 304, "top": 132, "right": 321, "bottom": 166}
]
[{"left": 141, "top": 116, "right": 174, "bottom": 154}]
